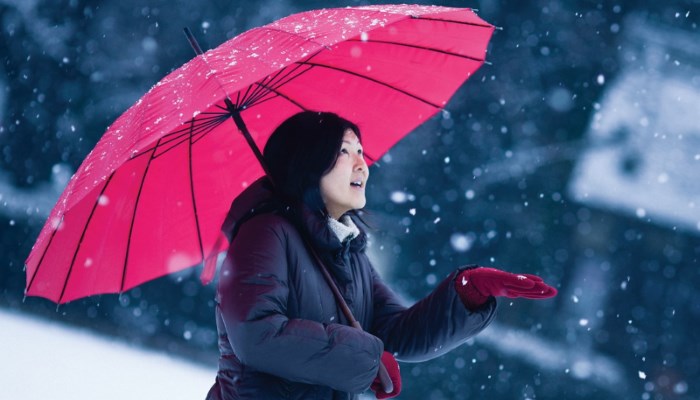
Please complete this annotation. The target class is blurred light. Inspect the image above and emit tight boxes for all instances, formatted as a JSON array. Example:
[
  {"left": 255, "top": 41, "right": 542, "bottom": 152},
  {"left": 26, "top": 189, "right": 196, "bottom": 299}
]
[
  {"left": 390, "top": 191, "right": 407, "bottom": 203},
  {"left": 450, "top": 233, "right": 473, "bottom": 253}
]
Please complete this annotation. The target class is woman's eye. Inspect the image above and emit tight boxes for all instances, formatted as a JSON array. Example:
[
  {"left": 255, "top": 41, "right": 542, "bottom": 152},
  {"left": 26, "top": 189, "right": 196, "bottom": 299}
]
[
  {"left": 357, "top": 149, "right": 363, "bottom": 155},
  {"left": 340, "top": 148, "right": 349, "bottom": 155}
]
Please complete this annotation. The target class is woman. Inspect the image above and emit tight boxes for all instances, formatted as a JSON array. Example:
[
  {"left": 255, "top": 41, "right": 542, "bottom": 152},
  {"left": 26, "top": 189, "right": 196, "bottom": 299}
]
[{"left": 206, "top": 111, "right": 557, "bottom": 399}]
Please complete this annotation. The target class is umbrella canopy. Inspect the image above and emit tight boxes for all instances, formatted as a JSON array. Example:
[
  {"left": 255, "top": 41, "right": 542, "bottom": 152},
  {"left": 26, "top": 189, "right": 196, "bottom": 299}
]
[{"left": 25, "top": 4, "right": 494, "bottom": 304}]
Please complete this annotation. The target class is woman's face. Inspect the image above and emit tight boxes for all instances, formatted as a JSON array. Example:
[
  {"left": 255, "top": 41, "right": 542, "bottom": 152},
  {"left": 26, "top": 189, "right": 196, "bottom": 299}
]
[{"left": 320, "top": 129, "right": 369, "bottom": 219}]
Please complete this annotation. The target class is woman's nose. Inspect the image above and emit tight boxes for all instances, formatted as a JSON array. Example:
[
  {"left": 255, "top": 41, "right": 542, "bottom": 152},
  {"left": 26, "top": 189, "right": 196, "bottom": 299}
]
[{"left": 353, "top": 154, "right": 367, "bottom": 170}]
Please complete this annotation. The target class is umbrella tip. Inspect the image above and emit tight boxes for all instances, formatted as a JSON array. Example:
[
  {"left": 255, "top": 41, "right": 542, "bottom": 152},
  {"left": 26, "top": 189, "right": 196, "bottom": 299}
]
[
  {"left": 484, "top": 60, "right": 493, "bottom": 66},
  {"left": 183, "top": 27, "right": 205, "bottom": 56},
  {"left": 494, "top": 25, "right": 504, "bottom": 31}
]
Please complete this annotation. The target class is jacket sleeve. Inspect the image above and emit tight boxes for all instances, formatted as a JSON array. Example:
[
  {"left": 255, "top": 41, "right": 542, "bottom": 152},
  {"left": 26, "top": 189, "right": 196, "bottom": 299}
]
[
  {"left": 369, "top": 265, "right": 497, "bottom": 362},
  {"left": 217, "top": 215, "right": 383, "bottom": 393}
]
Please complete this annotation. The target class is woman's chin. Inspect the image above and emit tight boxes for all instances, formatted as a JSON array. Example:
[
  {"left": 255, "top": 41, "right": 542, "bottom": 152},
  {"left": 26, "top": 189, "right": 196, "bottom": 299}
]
[{"left": 352, "top": 199, "right": 367, "bottom": 211}]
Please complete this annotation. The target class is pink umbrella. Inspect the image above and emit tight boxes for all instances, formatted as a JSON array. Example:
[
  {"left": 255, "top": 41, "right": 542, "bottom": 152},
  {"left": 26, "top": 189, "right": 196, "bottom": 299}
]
[{"left": 25, "top": 4, "right": 494, "bottom": 304}]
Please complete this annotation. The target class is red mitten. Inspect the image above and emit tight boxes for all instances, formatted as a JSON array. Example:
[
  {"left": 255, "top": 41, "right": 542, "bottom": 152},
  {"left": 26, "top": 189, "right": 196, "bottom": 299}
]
[
  {"left": 455, "top": 267, "right": 557, "bottom": 310},
  {"left": 370, "top": 351, "right": 401, "bottom": 399}
]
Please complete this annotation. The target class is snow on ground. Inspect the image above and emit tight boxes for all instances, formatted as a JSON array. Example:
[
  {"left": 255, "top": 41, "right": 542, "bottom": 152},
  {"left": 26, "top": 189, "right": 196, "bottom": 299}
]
[{"left": 0, "top": 308, "right": 217, "bottom": 400}]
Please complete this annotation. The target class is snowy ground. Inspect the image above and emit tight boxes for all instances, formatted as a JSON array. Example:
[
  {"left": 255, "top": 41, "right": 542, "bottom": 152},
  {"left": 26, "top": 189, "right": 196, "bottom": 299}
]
[{"left": 0, "top": 308, "right": 217, "bottom": 400}]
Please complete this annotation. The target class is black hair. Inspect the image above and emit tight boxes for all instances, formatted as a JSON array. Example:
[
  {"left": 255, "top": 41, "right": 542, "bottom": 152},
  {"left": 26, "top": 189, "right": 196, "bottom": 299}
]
[{"left": 263, "top": 111, "right": 361, "bottom": 215}]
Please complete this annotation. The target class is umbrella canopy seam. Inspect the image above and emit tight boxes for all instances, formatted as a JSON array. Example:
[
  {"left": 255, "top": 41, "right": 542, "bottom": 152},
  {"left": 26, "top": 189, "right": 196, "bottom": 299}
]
[
  {"left": 295, "top": 61, "right": 443, "bottom": 109},
  {"left": 412, "top": 16, "right": 493, "bottom": 29},
  {"left": 345, "top": 38, "right": 486, "bottom": 62},
  {"left": 58, "top": 174, "right": 114, "bottom": 303},
  {"left": 187, "top": 119, "right": 206, "bottom": 268},
  {"left": 121, "top": 141, "right": 160, "bottom": 293}
]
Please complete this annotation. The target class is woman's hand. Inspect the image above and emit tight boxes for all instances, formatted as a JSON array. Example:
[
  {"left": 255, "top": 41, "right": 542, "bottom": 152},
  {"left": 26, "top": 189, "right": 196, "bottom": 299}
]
[
  {"left": 455, "top": 266, "right": 557, "bottom": 310},
  {"left": 371, "top": 351, "right": 401, "bottom": 399}
]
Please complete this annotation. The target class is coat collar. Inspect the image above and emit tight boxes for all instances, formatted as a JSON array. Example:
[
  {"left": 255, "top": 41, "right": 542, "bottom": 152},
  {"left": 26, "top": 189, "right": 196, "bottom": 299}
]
[
  {"left": 299, "top": 205, "right": 367, "bottom": 254},
  {"left": 328, "top": 216, "right": 361, "bottom": 243}
]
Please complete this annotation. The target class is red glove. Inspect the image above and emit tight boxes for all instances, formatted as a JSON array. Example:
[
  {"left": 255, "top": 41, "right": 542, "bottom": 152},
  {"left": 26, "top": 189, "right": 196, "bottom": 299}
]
[
  {"left": 371, "top": 351, "right": 401, "bottom": 399},
  {"left": 455, "top": 266, "right": 557, "bottom": 310}
]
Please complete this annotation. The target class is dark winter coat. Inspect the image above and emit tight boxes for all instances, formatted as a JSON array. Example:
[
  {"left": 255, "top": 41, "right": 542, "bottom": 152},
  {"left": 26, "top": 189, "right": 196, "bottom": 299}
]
[{"left": 206, "top": 179, "right": 497, "bottom": 399}]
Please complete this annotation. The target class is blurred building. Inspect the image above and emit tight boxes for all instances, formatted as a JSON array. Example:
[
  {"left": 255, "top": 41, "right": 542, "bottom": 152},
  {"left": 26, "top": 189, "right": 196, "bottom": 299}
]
[
  {"left": 564, "top": 13, "right": 699, "bottom": 398},
  {"left": 569, "top": 13, "right": 700, "bottom": 235}
]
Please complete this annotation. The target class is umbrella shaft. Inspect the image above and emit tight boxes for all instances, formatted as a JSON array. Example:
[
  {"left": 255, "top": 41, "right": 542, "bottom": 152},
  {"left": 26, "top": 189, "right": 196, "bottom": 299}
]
[
  {"left": 226, "top": 102, "right": 274, "bottom": 180},
  {"left": 184, "top": 29, "right": 271, "bottom": 179}
]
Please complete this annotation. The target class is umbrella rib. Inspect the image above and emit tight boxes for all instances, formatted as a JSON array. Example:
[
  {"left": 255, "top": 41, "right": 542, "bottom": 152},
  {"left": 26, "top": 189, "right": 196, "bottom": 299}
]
[
  {"left": 251, "top": 82, "right": 308, "bottom": 111},
  {"left": 241, "top": 67, "right": 292, "bottom": 109},
  {"left": 190, "top": 133, "right": 214, "bottom": 146},
  {"left": 190, "top": 120, "right": 231, "bottom": 146},
  {"left": 160, "top": 113, "right": 229, "bottom": 140},
  {"left": 187, "top": 119, "right": 205, "bottom": 264},
  {"left": 242, "top": 53, "right": 320, "bottom": 109},
  {"left": 130, "top": 114, "right": 227, "bottom": 159},
  {"left": 133, "top": 115, "right": 228, "bottom": 160},
  {"left": 25, "top": 214, "right": 64, "bottom": 296},
  {"left": 236, "top": 81, "right": 257, "bottom": 110},
  {"left": 57, "top": 173, "right": 115, "bottom": 303},
  {"left": 296, "top": 61, "right": 442, "bottom": 109},
  {"left": 121, "top": 141, "right": 159, "bottom": 293},
  {"left": 160, "top": 115, "right": 227, "bottom": 144},
  {"left": 244, "top": 75, "right": 284, "bottom": 109},
  {"left": 244, "top": 64, "right": 314, "bottom": 108},
  {"left": 221, "top": 27, "right": 325, "bottom": 108},
  {"left": 411, "top": 16, "right": 493, "bottom": 29},
  {"left": 211, "top": 48, "right": 322, "bottom": 111},
  {"left": 346, "top": 38, "right": 485, "bottom": 62},
  {"left": 153, "top": 116, "right": 228, "bottom": 159},
  {"left": 244, "top": 90, "right": 283, "bottom": 110}
]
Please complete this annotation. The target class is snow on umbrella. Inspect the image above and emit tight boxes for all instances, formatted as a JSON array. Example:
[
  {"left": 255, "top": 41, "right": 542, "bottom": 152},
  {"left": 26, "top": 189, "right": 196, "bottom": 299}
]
[{"left": 25, "top": 4, "right": 494, "bottom": 304}]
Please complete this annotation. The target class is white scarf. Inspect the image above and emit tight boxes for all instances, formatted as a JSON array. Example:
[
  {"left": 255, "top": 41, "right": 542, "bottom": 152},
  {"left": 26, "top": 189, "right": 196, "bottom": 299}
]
[{"left": 327, "top": 215, "right": 360, "bottom": 243}]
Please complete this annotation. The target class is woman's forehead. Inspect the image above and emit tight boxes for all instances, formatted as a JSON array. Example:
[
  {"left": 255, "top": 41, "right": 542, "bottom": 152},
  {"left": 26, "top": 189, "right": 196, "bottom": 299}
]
[{"left": 342, "top": 129, "right": 361, "bottom": 144}]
